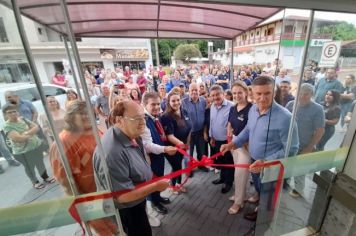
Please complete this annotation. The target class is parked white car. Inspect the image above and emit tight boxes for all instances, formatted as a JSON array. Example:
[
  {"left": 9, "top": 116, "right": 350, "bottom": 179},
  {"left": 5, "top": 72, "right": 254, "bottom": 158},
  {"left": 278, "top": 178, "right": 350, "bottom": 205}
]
[{"left": 0, "top": 83, "right": 71, "bottom": 129}]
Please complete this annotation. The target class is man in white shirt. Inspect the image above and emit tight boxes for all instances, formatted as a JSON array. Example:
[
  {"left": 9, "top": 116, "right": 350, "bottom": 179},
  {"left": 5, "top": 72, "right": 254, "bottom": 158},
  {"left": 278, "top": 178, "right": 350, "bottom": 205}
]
[{"left": 141, "top": 92, "right": 177, "bottom": 216}]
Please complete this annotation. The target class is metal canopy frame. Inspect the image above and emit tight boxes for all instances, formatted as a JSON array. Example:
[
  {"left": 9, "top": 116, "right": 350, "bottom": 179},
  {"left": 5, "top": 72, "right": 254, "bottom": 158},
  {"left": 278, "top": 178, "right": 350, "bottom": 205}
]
[{"left": 0, "top": 0, "right": 282, "bottom": 40}]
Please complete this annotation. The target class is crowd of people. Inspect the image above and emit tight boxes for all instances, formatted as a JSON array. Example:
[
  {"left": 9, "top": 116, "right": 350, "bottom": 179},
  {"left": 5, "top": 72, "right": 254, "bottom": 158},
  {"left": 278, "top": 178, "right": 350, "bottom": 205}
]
[{"left": 0, "top": 60, "right": 355, "bottom": 236}]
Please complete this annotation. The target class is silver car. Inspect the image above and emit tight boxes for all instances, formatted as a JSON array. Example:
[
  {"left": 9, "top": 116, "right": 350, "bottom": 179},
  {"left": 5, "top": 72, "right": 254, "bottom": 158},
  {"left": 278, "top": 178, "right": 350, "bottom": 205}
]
[{"left": 0, "top": 83, "right": 70, "bottom": 129}]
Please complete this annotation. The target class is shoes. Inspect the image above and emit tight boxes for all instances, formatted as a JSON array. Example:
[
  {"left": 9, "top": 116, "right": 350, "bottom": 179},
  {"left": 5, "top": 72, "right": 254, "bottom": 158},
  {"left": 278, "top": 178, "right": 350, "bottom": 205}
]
[
  {"left": 147, "top": 210, "right": 161, "bottom": 227},
  {"left": 229, "top": 195, "right": 235, "bottom": 201},
  {"left": 244, "top": 211, "right": 258, "bottom": 221},
  {"left": 212, "top": 178, "right": 224, "bottom": 185},
  {"left": 289, "top": 189, "right": 301, "bottom": 198},
  {"left": 44, "top": 177, "right": 56, "bottom": 184},
  {"left": 228, "top": 203, "right": 244, "bottom": 215},
  {"left": 8, "top": 159, "right": 20, "bottom": 166},
  {"left": 171, "top": 189, "right": 180, "bottom": 195},
  {"left": 198, "top": 166, "right": 209, "bottom": 172},
  {"left": 243, "top": 227, "right": 255, "bottom": 236},
  {"left": 96, "top": 119, "right": 100, "bottom": 125},
  {"left": 0, "top": 165, "right": 4, "bottom": 174},
  {"left": 221, "top": 184, "right": 232, "bottom": 194},
  {"left": 152, "top": 202, "right": 168, "bottom": 214},
  {"left": 33, "top": 182, "right": 45, "bottom": 189},
  {"left": 247, "top": 195, "right": 259, "bottom": 204},
  {"left": 159, "top": 197, "right": 171, "bottom": 205},
  {"left": 179, "top": 185, "right": 187, "bottom": 193},
  {"left": 214, "top": 169, "right": 220, "bottom": 174}
]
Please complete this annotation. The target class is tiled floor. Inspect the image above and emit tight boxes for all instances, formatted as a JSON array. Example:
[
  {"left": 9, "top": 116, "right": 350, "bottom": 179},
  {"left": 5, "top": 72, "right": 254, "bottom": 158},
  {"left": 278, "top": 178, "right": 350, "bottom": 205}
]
[
  {"left": 152, "top": 168, "right": 257, "bottom": 236},
  {"left": 151, "top": 162, "right": 315, "bottom": 236}
]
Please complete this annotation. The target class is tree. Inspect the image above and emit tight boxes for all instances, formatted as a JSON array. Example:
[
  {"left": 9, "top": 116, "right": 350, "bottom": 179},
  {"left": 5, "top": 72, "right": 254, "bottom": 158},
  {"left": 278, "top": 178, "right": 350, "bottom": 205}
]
[
  {"left": 316, "top": 21, "right": 356, "bottom": 41},
  {"left": 174, "top": 44, "right": 202, "bottom": 63},
  {"left": 151, "top": 39, "right": 226, "bottom": 65}
]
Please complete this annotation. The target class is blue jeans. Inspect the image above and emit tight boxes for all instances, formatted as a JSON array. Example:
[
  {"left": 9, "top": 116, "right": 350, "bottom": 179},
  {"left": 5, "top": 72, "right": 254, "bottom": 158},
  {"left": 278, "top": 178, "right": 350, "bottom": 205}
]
[
  {"left": 251, "top": 159, "right": 261, "bottom": 194},
  {"left": 0, "top": 133, "right": 14, "bottom": 162}
]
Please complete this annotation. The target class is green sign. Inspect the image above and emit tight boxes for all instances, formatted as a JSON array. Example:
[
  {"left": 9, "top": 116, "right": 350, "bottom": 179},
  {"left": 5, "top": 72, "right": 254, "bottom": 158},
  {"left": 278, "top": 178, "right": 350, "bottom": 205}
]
[{"left": 280, "top": 39, "right": 305, "bottom": 47}]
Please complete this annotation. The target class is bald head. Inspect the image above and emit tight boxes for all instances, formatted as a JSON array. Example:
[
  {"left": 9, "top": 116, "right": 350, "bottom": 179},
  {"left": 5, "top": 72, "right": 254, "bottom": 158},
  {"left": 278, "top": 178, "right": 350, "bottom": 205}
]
[
  {"left": 113, "top": 100, "right": 146, "bottom": 139},
  {"left": 5, "top": 91, "right": 19, "bottom": 105},
  {"left": 189, "top": 83, "right": 199, "bottom": 101}
]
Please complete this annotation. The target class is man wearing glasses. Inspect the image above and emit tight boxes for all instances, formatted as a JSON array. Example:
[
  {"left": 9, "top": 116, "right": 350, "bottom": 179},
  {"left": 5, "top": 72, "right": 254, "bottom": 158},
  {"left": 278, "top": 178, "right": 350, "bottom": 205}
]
[{"left": 93, "top": 100, "right": 169, "bottom": 236}]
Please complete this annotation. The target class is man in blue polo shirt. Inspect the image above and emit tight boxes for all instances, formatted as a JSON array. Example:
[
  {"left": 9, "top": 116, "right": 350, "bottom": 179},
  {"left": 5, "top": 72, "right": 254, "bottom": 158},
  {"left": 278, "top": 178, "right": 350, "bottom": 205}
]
[
  {"left": 5, "top": 91, "right": 38, "bottom": 122},
  {"left": 314, "top": 68, "right": 343, "bottom": 104},
  {"left": 182, "top": 83, "right": 208, "bottom": 172}
]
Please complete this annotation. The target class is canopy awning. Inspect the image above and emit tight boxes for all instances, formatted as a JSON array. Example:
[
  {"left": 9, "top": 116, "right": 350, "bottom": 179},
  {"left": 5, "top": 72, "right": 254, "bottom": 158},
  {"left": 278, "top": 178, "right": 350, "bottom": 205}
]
[{"left": 5, "top": 0, "right": 281, "bottom": 39}]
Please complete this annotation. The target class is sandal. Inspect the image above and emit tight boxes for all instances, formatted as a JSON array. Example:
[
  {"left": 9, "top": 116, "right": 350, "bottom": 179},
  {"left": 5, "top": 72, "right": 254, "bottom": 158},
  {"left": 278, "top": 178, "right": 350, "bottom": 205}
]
[
  {"left": 179, "top": 186, "right": 187, "bottom": 193},
  {"left": 44, "top": 177, "right": 56, "bottom": 184},
  {"left": 228, "top": 204, "right": 243, "bottom": 215},
  {"left": 33, "top": 182, "right": 45, "bottom": 189},
  {"left": 247, "top": 195, "right": 260, "bottom": 204}
]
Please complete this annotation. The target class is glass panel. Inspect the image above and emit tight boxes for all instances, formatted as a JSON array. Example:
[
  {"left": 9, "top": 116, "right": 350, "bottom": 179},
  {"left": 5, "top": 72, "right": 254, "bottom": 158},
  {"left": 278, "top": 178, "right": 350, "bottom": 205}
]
[
  {"left": 0, "top": 2, "right": 120, "bottom": 235},
  {"left": 256, "top": 8, "right": 356, "bottom": 235}
]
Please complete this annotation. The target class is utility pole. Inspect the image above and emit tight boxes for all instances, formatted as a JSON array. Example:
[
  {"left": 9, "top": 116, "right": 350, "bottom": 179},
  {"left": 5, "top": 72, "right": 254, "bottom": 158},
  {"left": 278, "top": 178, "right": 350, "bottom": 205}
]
[{"left": 155, "top": 39, "right": 160, "bottom": 66}]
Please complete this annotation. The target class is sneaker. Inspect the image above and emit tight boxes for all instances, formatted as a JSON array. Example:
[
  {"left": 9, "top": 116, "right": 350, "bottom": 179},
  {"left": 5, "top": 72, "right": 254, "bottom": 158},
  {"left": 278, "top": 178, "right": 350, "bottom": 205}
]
[
  {"left": 289, "top": 189, "right": 300, "bottom": 198},
  {"left": 147, "top": 211, "right": 161, "bottom": 227},
  {"left": 44, "top": 177, "right": 56, "bottom": 184},
  {"left": 96, "top": 119, "right": 100, "bottom": 125},
  {"left": 0, "top": 165, "right": 4, "bottom": 174},
  {"left": 8, "top": 159, "right": 20, "bottom": 166},
  {"left": 33, "top": 182, "right": 45, "bottom": 189}
]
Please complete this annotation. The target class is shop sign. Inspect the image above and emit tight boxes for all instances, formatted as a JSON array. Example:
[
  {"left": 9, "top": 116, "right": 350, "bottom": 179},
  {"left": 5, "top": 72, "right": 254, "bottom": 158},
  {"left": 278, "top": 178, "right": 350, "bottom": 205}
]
[
  {"left": 100, "top": 49, "right": 149, "bottom": 60},
  {"left": 310, "top": 39, "right": 332, "bottom": 47}
]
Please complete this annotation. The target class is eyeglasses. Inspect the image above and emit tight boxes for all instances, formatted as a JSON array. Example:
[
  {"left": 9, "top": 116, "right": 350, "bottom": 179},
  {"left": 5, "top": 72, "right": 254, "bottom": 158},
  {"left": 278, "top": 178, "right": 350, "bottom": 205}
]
[
  {"left": 6, "top": 110, "right": 17, "bottom": 114},
  {"left": 123, "top": 115, "right": 146, "bottom": 123}
]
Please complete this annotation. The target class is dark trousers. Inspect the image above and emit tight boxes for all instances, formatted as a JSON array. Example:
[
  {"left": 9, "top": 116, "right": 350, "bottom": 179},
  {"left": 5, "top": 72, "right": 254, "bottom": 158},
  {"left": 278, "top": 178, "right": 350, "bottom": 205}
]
[
  {"left": 166, "top": 152, "right": 183, "bottom": 186},
  {"left": 316, "top": 125, "right": 335, "bottom": 151},
  {"left": 211, "top": 140, "right": 234, "bottom": 185},
  {"left": 119, "top": 201, "right": 152, "bottom": 236},
  {"left": 189, "top": 130, "right": 206, "bottom": 161},
  {"left": 147, "top": 154, "right": 165, "bottom": 203}
]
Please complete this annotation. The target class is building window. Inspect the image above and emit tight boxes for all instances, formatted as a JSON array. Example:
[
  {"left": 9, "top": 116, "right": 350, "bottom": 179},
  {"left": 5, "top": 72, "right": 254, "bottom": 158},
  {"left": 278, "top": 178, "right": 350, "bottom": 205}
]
[
  {"left": 0, "top": 18, "right": 9, "bottom": 42},
  {"left": 303, "top": 25, "right": 308, "bottom": 34},
  {"left": 251, "top": 32, "right": 254, "bottom": 37},
  {"left": 267, "top": 28, "right": 274, "bottom": 36},
  {"left": 284, "top": 25, "right": 294, "bottom": 33},
  {"left": 256, "top": 31, "right": 260, "bottom": 36},
  {"left": 37, "top": 27, "right": 43, "bottom": 35}
]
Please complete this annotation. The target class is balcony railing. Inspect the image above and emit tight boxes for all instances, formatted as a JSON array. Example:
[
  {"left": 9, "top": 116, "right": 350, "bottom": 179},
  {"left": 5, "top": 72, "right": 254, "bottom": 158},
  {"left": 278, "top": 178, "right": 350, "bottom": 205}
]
[{"left": 236, "top": 33, "right": 332, "bottom": 46}]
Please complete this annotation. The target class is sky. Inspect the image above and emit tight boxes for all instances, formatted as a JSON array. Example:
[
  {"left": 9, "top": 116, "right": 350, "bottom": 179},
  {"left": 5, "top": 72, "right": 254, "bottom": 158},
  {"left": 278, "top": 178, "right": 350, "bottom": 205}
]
[{"left": 262, "top": 9, "right": 356, "bottom": 26}]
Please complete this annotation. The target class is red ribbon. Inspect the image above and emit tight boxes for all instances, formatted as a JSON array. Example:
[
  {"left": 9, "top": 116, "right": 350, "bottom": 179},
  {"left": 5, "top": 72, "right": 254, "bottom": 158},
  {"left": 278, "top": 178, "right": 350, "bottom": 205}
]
[{"left": 68, "top": 144, "right": 284, "bottom": 236}]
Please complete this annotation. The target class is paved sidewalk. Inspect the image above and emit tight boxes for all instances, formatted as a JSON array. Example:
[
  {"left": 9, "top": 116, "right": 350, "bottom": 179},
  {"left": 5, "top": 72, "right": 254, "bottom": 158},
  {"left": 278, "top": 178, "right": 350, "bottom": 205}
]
[{"left": 152, "top": 169, "right": 256, "bottom": 236}]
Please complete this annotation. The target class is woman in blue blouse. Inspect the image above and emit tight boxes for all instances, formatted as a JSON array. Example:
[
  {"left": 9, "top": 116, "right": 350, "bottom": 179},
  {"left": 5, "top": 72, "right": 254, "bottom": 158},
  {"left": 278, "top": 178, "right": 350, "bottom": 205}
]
[
  {"left": 160, "top": 91, "right": 192, "bottom": 194},
  {"left": 227, "top": 81, "right": 252, "bottom": 214}
]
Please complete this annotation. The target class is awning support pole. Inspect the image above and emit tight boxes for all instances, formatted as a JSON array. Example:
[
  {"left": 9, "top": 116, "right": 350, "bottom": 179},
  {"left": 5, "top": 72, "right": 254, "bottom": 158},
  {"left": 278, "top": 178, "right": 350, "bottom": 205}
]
[
  {"left": 61, "top": 35, "right": 82, "bottom": 100},
  {"left": 58, "top": 0, "right": 125, "bottom": 234}
]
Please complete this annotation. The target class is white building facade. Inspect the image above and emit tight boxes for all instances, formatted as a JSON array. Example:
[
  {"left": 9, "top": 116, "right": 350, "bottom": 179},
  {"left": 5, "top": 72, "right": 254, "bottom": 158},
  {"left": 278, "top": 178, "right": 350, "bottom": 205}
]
[
  {"left": 213, "top": 16, "right": 332, "bottom": 71},
  {"left": 0, "top": 5, "right": 153, "bottom": 84}
]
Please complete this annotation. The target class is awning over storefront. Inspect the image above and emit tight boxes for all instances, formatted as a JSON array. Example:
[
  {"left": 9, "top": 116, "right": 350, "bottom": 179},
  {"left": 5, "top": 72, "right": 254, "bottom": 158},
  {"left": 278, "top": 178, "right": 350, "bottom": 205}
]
[{"left": 1, "top": 0, "right": 281, "bottom": 39}]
